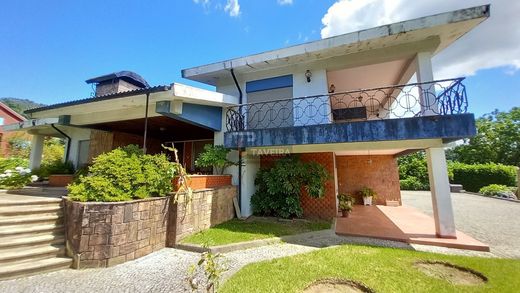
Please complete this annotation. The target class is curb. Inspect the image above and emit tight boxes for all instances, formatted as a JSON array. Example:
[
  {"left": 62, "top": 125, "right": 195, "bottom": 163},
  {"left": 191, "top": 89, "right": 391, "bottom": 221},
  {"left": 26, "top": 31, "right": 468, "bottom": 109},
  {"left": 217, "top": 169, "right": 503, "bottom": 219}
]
[
  {"left": 176, "top": 238, "right": 282, "bottom": 254},
  {"left": 461, "top": 191, "right": 520, "bottom": 203}
]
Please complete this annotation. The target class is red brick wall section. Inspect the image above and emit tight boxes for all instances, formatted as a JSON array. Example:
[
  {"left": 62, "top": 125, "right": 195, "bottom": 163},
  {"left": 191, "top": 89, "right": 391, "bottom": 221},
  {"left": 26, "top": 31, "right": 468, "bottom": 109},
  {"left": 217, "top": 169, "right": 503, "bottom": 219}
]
[
  {"left": 260, "top": 153, "right": 337, "bottom": 220},
  {"left": 173, "top": 175, "right": 232, "bottom": 190},
  {"left": 335, "top": 155, "right": 401, "bottom": 205},
  {"left": 0, "top": 104, "right": 26, "bottom": 157}
]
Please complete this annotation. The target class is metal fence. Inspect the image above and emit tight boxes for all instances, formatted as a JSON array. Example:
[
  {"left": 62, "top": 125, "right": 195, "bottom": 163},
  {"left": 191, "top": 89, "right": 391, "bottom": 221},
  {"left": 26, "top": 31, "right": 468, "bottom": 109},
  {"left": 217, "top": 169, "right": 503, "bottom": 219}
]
[{"left": 225, "top": 78, "right": 468, "bottom": 132}]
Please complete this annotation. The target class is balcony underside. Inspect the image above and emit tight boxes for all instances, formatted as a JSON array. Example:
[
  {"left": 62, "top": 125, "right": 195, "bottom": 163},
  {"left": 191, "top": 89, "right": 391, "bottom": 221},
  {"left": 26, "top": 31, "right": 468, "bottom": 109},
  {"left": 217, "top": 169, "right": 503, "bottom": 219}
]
[{"left": 224, "top": 114, "right": 475, "bottom": 149}]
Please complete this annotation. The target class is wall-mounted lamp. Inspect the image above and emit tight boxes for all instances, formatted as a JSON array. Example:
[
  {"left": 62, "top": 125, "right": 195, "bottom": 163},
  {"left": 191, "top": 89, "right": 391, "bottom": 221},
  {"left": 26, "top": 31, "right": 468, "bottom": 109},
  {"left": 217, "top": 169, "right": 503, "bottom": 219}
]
[
  {"left": 305, "top": 70, "right": 312, "bottom": 83},
  {"left": 328, "top": 84, "right": 336, "bottom": 93}
]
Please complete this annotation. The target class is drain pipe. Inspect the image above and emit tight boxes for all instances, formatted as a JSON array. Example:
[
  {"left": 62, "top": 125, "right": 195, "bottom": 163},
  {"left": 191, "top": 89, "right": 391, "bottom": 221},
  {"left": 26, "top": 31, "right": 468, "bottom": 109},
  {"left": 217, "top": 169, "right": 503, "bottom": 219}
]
[
  {"left": 230, "top": 68, "right": 243, "bottom": 210},
  {"left": 51, "top": 124, "right": 71, "bottom": 162}
]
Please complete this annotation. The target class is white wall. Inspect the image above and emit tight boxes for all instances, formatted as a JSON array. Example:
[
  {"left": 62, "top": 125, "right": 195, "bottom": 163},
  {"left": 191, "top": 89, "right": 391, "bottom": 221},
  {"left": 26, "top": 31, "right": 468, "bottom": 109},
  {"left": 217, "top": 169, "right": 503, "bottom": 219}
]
[{"left": 59, "top": 126, "right": 92, "bottom": 167}]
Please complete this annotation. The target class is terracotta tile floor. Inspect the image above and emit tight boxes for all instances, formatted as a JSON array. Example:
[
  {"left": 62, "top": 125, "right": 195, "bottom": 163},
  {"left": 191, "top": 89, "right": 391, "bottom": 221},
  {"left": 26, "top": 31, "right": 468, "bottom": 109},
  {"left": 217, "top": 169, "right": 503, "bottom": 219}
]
[{"left": 335, "top": 205, "right": 489, "bottom": 252}]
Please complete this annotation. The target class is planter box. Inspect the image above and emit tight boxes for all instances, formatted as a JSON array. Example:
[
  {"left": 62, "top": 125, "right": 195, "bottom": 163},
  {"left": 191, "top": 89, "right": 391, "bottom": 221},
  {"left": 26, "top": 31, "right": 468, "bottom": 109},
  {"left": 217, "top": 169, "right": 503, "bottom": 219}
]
[
  {"left": 64, "top": 185, "right": 237, "bottom": 269},
  {"left": 173, "top": 174, "right": 232, "bottom": 190},
  {"left": 48, "top": 174, "right": 74, "bottom": 187}
]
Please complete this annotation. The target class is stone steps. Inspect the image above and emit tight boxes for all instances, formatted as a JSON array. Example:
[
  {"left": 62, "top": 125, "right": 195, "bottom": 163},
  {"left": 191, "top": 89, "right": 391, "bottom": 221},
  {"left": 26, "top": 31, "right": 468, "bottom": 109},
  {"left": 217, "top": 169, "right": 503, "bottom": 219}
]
[
  {"left": 0, "top": 257, "right": 72, "bottom": 281},
  {"left": 0, "top": 244, "right": 66, "bottom": 264},
  {"left": 0, "top": 223, "right": 64, "bottom": 237},
  {"left": 0, "top": 192, "right": 72, "bottom": 280},
  {"left": 0, "top": 213, "right": 63, "bottom": 226},
  {"left": 0, "top": 205, "right": 63, "bottom": 216}
]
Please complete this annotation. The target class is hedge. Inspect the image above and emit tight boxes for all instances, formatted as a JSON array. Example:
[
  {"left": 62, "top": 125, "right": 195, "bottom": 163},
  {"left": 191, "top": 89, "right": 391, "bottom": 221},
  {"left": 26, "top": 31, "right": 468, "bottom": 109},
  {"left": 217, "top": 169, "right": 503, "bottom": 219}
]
[{"left": 450, "top": 162, "right": 518, "bottom": 192}]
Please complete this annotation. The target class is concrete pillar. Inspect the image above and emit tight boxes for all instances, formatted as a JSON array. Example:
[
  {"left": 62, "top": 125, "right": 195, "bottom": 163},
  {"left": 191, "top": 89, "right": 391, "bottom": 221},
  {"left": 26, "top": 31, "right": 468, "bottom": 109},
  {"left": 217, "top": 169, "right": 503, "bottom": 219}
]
[
  {"left": 29, "top": 135, "right": 44, "bottom": 170},
  {"left": 426, "top": 147, "right": 456, "bottom": 238},
  {"left": 240, "top": 153, "right": 260, "bottom": 217},
  {"left": 415, "top": 52, "right": 438, "bottom": 115}
]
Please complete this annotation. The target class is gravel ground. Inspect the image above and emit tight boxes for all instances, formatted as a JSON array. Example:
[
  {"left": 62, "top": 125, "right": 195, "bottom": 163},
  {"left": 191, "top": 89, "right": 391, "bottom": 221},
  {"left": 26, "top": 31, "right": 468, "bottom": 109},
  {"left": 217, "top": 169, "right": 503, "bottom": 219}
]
[
  {"left": 402, "top": 191, "right": 520, "bottom": 259},
  {"left": 2, "top": 192, "right": 511, "bottom": 292},
  {"left": 0, "top": 228, "right": 496, "bottom": 293}
]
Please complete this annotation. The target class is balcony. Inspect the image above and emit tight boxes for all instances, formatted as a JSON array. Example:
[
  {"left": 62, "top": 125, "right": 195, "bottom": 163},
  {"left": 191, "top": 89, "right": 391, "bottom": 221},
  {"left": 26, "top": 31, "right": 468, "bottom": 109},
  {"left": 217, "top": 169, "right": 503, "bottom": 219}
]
[{"left": 224, "top": 78, "right": 476, "bottom": 149}]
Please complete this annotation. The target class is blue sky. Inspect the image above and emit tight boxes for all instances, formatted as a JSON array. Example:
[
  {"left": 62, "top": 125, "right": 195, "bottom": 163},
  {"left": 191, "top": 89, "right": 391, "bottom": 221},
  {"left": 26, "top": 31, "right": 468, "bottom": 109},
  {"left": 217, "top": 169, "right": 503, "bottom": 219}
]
[{"left": 0, "top": 0, "right": 518, "bottom": 117}]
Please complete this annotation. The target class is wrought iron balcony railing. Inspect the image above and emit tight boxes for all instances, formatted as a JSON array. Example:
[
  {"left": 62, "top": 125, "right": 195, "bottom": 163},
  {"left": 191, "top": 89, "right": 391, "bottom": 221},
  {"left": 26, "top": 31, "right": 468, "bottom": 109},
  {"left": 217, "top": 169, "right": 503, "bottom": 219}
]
[{"left": 225, "top": 78, "right": 468, "bottom": 132}]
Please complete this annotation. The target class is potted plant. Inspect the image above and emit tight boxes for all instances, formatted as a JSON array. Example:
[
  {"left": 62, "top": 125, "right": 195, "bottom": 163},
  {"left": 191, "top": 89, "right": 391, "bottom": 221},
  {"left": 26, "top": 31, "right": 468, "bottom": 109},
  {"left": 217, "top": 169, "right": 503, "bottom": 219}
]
[
  {"left": 358, "top": 186, "right": 377, "bottom": 206},
  {"left": 337, "top": 193, "right": 355, "bottom": 217}
]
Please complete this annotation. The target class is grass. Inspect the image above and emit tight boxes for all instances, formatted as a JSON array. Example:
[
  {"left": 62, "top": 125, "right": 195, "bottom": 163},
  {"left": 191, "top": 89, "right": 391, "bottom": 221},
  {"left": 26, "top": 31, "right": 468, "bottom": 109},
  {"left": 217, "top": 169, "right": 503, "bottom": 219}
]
[
  {"left": 220, "top": 245, "right": 520, "bottom": 293},
  {"left": 181, "top": 218, "right": 331, "bottom": 246}
]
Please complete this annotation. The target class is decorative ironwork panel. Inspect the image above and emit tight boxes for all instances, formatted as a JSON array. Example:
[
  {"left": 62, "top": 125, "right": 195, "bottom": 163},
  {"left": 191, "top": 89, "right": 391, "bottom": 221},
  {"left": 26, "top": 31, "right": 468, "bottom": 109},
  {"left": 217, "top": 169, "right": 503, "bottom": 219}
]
[{"left": 226, "top": 78, "right": 468, "bottom": 132}]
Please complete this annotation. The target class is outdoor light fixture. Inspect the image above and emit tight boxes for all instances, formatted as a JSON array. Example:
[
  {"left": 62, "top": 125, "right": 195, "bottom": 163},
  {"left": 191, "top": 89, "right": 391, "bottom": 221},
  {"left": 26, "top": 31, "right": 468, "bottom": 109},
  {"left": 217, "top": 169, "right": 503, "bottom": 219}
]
[
  {"left": 305, "top": 70, "right": 312, "bottom": 82},
  {"left": 328, "top": 84, "right": 336, "bottom": 93}
]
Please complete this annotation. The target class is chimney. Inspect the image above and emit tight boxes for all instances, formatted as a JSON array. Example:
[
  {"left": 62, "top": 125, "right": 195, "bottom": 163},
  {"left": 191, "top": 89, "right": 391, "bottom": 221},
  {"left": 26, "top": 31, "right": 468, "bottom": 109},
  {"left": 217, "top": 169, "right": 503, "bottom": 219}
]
[{"left": 85, "top": 71, "right": 150, "bottom": 96}]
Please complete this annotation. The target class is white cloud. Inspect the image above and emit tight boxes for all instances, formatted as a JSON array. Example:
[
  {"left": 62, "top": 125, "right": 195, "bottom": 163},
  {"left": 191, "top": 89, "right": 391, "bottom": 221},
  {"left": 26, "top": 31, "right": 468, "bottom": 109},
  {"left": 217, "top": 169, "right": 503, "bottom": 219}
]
[
  {"left": 277, "top": 0, "right": 293, "bottom": 5},
  {"left": 224, "top": 0, "right": 241, "bottom": 17},
  {"left": 193, "top": 0, "right": 240, "bottom": 17},
  {"left": 320, "top": 0, "right": 520, "bottom": 78}
]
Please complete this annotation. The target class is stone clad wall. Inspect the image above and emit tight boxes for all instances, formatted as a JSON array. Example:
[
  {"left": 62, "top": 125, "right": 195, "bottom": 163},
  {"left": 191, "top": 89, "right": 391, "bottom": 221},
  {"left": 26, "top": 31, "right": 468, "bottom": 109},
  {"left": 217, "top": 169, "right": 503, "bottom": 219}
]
[
  {"left": 168, "top": 185, "right": 237, "bottom": 244},
  {"left": 65, "top": 186, "right": 237, "bottom": 269}
]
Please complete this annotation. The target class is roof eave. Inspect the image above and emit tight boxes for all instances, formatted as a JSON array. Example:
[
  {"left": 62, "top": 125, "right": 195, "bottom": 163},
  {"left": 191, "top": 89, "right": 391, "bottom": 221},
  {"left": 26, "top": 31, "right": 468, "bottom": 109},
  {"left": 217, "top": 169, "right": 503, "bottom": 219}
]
[{"left": 182, "top": 4, "right": 490, "bottom": 85}]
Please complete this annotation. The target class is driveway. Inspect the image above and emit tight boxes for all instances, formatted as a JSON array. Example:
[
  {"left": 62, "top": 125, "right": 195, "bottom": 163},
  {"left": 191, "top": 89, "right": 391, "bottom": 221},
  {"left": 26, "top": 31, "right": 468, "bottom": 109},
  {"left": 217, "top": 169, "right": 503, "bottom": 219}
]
[{"left": 401, "top": 191, "right": 520, "bottom": 259}]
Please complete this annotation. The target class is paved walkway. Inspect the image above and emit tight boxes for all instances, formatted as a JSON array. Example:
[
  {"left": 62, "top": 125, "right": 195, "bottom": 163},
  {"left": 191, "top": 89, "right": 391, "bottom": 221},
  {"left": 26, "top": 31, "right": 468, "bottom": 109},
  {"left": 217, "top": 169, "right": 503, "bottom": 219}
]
[
  {"left": 402, "top": 191, "right": 520, "bottom": 259},
  {"left": 335, "top": 205, "right": 488, "bottom": 251}
]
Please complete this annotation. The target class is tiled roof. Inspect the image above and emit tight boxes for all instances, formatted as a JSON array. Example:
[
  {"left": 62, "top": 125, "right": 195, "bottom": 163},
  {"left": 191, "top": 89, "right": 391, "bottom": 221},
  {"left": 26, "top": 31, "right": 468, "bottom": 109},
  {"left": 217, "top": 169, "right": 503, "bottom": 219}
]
[{"left": 25, "top": 85, "right": 171, "bottom": 114}]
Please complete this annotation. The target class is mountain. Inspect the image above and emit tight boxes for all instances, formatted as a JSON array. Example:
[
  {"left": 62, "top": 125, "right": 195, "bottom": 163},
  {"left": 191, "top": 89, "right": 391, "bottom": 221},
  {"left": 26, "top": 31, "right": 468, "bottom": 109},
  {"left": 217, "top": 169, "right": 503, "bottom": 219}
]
[{"left": 0, "top": 97, "right": 46, "bottom": 118}]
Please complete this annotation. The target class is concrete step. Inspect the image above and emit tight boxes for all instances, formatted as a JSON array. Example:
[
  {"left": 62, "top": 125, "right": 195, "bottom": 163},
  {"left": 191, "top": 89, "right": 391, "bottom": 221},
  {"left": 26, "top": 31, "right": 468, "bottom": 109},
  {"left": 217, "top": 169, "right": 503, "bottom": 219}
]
[
  {"left": 0, "top": 205, "right": 62, "bottom": 216},
  {"left": 0, "top": 223, "right": 64, "bottom": 237},
  {"left": 0, "top": 234, "right": 65, "bottom": 250},
  {"left": 0, "top": 244, "right": 65, "bottom": 264},
  {"left": 0, "top": 213, "right": 63, "bottom": 226},
  {"left": 0, "top": 197, "right": 62, "bottom": 207},
  {"left": 0, "top": 257, "right": 71, "bottom": 281}
]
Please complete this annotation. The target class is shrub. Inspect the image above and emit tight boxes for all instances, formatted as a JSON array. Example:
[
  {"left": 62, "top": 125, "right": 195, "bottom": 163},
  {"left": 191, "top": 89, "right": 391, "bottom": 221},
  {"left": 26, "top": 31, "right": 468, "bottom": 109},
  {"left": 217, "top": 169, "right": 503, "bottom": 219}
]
[
  {"left": 251, "top": 156, "right": 330, "bottom": 219},
  {"left": 478, "top": 184, "right": 515, "bottom": 197},
  {"left": 0, "top": 157, "right": 29, "bottom": 172},
  {"left": 195, "top": 144, "right": 237, "bottom": 175},
  {"left": 400, "top": 176, "right": 428, "bottom": 191},
  {"left": 32, "top": 160, "right": 75, "bottom": 179},
  {"left": 68, "top": 145, "right": 175, "bottom": 202},
  {"left": 450, "top": 162, "right": 517, "bottom": 192},
  {"left": 0, "top": 167, "right": 37, "bottom": 190}
]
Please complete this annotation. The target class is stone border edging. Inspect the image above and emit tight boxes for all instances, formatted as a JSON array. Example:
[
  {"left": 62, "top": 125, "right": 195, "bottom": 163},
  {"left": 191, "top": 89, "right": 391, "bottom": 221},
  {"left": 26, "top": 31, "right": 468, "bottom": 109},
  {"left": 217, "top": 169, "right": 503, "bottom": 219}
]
[
  {"left": 175, "top": 229, "right": 332, "bottom": 254},
  {"left": 461, "top": 191, "right": 520, "bottom": 203}
]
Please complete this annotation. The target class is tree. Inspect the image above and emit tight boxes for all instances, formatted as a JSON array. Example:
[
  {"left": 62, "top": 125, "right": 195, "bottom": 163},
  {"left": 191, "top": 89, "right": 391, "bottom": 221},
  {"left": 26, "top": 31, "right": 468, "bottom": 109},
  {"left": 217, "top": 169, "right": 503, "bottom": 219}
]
[
  {"left": 194, "top": 145, "right": 238, "bottom": 175},
  {"left": 448, "top": 107, "right": 520, "bottom": 166}
]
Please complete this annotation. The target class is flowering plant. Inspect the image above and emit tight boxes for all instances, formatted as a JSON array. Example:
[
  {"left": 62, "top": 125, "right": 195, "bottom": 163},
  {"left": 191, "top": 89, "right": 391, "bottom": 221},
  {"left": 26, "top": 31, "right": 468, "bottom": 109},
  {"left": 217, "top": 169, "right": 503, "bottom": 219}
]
[{"left": 0, "top": 166, "right": 38, "bottom": 190}]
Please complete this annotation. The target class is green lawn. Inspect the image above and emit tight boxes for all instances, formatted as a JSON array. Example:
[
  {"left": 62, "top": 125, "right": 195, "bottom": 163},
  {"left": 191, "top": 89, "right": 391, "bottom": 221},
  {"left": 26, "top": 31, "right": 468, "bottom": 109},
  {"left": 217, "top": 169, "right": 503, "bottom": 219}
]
[
  {"left": 181, "top": 218, "right": 330, "bottom": 246},
  {"left": 220, "top": 245, "right": 520, "bottom": 293}
]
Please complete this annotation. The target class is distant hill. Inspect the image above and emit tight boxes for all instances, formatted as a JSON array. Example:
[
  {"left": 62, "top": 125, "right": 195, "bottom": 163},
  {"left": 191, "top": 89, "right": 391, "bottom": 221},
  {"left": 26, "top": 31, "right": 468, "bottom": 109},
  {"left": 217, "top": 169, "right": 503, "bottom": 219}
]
[{"left": 0, "top": 97, "right": 46, "bottom": 118}]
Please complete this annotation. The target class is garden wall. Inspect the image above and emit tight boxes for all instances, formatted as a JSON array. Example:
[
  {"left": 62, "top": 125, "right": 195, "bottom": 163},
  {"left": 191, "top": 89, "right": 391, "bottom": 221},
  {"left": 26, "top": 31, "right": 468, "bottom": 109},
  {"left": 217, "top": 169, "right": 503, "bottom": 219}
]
[{"left": 64, "top": 185, "right": 237, "bottom": 268}]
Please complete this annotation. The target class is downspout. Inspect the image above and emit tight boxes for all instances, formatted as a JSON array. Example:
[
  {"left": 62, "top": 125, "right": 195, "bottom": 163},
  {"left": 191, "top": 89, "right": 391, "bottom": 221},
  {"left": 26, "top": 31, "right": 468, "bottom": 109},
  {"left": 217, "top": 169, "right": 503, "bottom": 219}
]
[
  {"left": 230, "top": 68, "right": 243, "bottom": 209},
  {"left": 143, "top": 92, "right": 150, "bottom": 154},
  {"left": 51, "top": 124, "right": 71, "bottom": 162}
]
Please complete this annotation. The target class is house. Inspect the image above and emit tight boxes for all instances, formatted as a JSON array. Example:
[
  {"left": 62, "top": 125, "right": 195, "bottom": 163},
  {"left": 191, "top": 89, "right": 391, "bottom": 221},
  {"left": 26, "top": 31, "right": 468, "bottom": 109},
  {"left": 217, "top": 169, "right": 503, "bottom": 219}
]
[
  {"left": 0, "top": 102, "right": 27, "bottom": 157},
  {"left": 5, "top": 5, "right": 490, "bottom": 241}
]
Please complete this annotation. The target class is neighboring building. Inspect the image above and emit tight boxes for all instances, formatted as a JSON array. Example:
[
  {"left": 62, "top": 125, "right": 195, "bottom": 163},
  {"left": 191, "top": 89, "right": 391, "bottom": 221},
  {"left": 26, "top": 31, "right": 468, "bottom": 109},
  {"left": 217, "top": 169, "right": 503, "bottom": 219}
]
[
  {"left": 0, "top": 102, "right": 27, "bottom": 157},
  {"left": 5, "top": 5, "right": 490, "bottom": 239}
]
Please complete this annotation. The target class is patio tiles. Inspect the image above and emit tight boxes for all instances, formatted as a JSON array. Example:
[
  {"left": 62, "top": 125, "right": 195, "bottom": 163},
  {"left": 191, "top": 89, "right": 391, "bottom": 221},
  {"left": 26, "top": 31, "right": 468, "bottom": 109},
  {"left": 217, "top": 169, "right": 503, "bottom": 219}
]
[{"left": 335, "top": 205, "right": 489, "bottom": 252}]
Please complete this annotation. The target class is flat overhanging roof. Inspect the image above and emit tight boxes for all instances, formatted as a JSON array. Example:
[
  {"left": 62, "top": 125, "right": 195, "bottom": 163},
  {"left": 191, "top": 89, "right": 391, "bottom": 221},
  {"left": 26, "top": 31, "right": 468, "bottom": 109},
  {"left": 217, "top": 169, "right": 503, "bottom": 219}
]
[
  {"left": 182, "top": 5, "right": 490, "bottom": 86},
  {"left": 26, "top": 83, "right": 239, "bottom": 119}
]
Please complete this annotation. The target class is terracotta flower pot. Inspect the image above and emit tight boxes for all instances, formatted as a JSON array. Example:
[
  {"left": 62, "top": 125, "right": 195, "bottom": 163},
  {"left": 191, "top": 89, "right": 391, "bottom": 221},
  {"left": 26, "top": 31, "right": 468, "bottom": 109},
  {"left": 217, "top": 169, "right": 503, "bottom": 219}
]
[{"left": 341, "top": 210, "right": 350, "bottom": 218}]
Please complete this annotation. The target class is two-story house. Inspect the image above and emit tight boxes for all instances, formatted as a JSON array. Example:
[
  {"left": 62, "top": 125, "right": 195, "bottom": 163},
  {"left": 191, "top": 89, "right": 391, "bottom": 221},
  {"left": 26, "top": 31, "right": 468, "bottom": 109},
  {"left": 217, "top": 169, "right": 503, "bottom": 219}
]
[{"left": 5, "top": 5, "right": 490, "bottom": 240}]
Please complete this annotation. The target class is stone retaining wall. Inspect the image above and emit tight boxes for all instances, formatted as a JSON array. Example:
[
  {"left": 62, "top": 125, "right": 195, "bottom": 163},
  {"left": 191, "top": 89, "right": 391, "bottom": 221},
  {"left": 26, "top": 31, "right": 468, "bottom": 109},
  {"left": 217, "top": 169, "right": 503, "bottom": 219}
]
[{"left": 64, "top": 185, "right": 237, "bottom": 268}]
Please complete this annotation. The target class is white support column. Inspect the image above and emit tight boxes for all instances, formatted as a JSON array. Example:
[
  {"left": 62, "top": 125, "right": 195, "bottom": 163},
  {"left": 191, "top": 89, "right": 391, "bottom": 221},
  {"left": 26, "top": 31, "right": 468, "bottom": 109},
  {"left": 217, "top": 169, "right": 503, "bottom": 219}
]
[
  {"left": 426, "top": 147, "right": 456, "bottom": 238},
  {"left": 29, "top": 135, "right": 44, "bottom": 170},
  {"left": 415, "top": 52, "right": 438, "bottom": 115},
  {"left": 240, "top": 153, "right": 260, "bottom": 217}
]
